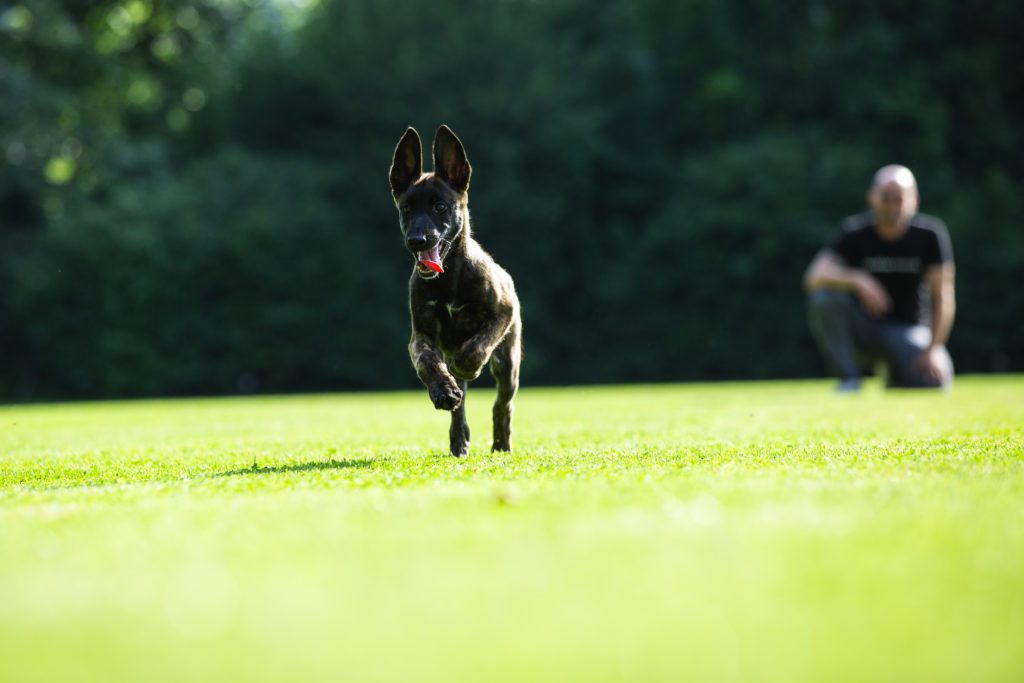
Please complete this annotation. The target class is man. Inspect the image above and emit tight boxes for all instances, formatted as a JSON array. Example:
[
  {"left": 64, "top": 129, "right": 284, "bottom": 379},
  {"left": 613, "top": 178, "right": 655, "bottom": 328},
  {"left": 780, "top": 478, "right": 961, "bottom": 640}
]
[{"left": 804, "top": 165, "right": 956, "bottom": 391}]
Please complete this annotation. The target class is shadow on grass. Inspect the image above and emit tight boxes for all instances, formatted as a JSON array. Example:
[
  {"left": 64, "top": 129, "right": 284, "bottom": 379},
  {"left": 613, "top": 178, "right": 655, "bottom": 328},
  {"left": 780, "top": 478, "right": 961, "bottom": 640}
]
[{"left": 217, "top": 458, "right": 376, "bottom": 478}]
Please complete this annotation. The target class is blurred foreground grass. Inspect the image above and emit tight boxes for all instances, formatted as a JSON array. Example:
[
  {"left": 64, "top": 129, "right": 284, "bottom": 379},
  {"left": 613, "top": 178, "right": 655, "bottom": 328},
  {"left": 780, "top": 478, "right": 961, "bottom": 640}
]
[{"left": 1, "top": 377, "right": 1023, "bottom": 682}]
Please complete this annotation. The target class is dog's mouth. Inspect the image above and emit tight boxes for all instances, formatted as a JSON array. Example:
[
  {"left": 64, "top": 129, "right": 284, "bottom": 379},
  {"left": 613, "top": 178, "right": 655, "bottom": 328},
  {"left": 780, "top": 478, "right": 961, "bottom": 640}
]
[{"left": 414, "top": 242, "right": 445, "bottom": 277}]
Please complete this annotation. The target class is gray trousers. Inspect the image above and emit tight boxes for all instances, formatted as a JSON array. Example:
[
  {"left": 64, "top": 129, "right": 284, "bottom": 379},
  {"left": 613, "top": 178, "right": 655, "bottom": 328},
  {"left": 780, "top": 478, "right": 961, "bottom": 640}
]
[{"left": 807, "top": 289, "right": 953, "bottom": 388}]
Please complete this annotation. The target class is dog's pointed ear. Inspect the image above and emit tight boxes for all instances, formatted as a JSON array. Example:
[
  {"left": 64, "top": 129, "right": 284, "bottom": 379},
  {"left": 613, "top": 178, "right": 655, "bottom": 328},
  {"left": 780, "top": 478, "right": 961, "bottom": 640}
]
[
  {"left": 432, "top": 125, "right": 471, "bottom": 194},
  {"left": 389, "top": 127, "right": 423, "bottom": 197}
]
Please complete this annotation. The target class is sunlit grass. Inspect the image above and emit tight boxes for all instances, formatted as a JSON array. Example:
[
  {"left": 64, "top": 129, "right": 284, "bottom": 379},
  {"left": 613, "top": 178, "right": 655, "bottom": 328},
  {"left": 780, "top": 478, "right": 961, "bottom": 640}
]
[{"left": 2, "top": 377, "right": 1023, "bottom": 682}]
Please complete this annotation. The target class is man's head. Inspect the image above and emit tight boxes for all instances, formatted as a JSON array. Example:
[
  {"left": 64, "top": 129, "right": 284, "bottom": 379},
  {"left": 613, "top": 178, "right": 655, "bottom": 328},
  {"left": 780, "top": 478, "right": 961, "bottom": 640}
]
[{"left": 867, "top": 164, "right": 919, "bottom": 228}]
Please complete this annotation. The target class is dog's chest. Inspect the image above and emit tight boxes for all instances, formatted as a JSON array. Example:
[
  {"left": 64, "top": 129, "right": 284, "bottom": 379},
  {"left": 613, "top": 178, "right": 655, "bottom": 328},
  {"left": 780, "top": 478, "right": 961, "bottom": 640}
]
[
  {"left": 429, "top": 299, "right": 478, "bottom": 352},
  {"left": 443, "top": 301, "right": 466, "bottom": 317}
]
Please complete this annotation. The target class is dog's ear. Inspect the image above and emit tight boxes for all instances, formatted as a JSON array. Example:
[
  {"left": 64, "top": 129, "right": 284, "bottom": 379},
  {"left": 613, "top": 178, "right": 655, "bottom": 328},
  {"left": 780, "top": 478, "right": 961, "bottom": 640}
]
[
  {"left": 432, "top": 125, "right": 471, "bottom": 194},
  {"left": 389, "top": 127, "right": 423, "bottom": 197}
]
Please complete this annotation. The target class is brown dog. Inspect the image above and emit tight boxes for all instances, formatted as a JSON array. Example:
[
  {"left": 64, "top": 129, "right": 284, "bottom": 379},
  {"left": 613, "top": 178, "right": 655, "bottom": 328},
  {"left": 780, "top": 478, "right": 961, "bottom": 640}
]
[{"left": 389, "top": 125, "right": 522, "bottom": 457}]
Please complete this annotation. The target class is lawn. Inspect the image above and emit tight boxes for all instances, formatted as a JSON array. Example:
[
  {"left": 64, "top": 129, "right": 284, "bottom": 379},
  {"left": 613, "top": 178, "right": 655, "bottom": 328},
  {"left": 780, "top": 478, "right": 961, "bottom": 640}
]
[{"left": 1, "top": 377, "right": 1023, "bottom": 683}]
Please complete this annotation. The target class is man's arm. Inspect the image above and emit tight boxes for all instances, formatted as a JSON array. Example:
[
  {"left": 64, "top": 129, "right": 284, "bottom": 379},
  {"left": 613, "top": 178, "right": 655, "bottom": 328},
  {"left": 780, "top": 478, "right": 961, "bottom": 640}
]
[
  {"left": 910, "top": 262, "right": 956, "bottom": 384},
  {"left": 925, "top": 262, "right": 956, "bottom": 349},
  {"left": 803, "top": 250, "right": 891, "bottom": 317}
]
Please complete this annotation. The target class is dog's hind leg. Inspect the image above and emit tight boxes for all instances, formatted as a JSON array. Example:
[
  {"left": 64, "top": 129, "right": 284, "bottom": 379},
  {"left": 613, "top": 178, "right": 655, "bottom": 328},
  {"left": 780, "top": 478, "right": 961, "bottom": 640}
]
[
  {"left": 449, "top": 380, "right": 470, "bottom": 458},
  {"left": 490, "top": 323, "right": 521, "bottom": 452}
]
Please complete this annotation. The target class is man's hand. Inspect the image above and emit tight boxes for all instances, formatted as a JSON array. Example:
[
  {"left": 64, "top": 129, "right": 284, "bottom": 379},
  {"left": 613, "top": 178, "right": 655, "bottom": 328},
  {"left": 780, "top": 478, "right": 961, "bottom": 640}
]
[
  {"left": 805, "top": 253, "right": 891, "bottom": 317},
  {"left": 854, "top": 272, "right": 891, "bottom": 317},
  {"left": 912, "top": 347, "right": 945, "bottom": 385}
]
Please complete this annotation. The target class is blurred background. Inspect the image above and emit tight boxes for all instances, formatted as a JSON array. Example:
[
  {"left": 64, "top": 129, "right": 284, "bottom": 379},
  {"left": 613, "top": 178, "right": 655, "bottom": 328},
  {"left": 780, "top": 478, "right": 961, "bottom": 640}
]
[{"left": 1, "top": 0, "right": 1021, "bottom": 401}]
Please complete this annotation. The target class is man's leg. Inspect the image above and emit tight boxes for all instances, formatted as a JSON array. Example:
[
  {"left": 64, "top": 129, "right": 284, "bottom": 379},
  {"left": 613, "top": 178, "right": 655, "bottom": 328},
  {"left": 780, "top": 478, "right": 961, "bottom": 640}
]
[
  {"left": 880, "top": 324, "right": 953, "bottom": 389},
  {"left": 806, "top": 289, "right": 882, "bottom": 386}
]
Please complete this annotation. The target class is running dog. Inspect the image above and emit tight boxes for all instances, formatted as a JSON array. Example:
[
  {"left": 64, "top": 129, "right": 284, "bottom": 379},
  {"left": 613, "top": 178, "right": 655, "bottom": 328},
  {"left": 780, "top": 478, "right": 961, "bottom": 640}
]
[{"left": 388, "top": 125, "right": 522, "bottom": 457}]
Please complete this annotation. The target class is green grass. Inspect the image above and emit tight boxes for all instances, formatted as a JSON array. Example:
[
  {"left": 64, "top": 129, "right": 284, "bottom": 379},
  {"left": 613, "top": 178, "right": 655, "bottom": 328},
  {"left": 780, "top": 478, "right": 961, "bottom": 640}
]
[{"left": 1, "top": 376, "right": 1023, "bottom": 683}]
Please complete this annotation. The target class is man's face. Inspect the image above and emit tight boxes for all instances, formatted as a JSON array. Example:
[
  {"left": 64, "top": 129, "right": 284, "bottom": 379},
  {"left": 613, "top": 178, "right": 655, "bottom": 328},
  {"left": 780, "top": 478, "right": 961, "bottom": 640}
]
[{"left": 870, "top": 181, "right": 918, "bottom": 226}]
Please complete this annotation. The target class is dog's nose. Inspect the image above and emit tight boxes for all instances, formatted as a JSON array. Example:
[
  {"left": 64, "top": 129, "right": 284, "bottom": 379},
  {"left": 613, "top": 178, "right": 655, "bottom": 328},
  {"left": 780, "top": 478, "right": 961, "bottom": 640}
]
[{"left": 407, "top": 235, "right": 428, "bottom": 251}]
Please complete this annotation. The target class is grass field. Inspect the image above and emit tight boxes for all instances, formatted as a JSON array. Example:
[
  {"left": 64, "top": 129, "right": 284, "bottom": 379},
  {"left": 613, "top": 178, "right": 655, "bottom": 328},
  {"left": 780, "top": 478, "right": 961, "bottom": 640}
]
[{"left": 1, "top": 376, "right": 1023, "bottom": 682}]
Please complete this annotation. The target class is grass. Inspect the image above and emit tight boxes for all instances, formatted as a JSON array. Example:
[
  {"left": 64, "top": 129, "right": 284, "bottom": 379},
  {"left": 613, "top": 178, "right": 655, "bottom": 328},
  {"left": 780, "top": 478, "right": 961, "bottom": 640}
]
[{"left": 1, "top": 376, "right": 1023, "bottom": 683}]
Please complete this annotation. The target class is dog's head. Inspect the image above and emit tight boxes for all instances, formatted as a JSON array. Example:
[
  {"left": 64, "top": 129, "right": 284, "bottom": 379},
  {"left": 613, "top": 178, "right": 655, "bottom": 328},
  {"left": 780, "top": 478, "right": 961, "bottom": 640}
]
[{"left": 389, "top": 125, "right": 472, "bottom": 279}]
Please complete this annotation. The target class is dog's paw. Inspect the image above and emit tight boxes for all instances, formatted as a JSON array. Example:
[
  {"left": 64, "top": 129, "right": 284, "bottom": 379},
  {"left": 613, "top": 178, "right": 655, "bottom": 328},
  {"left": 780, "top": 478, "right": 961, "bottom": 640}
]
[{"left": 428, "top": 378, "right": 463, "bottom": 411}]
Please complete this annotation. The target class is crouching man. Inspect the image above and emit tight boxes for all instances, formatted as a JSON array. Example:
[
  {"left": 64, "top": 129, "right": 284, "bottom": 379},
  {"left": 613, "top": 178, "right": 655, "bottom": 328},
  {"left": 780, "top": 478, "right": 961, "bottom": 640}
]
[{"left": 804, "top": 165, "right": 955, "bottom": 391}]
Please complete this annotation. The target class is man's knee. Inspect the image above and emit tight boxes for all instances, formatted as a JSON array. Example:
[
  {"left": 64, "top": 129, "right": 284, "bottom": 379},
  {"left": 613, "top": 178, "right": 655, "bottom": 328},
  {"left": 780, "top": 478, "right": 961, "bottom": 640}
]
[
  {"left": 808, "top": 288, "right": 849, "bottom": 305},
  {"left": 807, "top": 288, "right": 858, "bottom": 328},
  {"left": 807, "top": 287, "right": 856, "bottom": 310},
  {"left": 890, "top": 364, "right": 953, "bottom": 389}
]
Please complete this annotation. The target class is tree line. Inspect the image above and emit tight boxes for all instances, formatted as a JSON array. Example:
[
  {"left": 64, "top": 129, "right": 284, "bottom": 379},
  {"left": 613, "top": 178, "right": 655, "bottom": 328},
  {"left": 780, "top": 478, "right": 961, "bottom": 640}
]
[{"left": 1, "top": 0, "right": 1021, "bottom": 400}]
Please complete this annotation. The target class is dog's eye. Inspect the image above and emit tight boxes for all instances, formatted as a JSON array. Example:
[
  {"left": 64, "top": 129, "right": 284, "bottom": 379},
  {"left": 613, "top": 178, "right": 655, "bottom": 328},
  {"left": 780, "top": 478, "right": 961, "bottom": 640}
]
[{"left": 434, "top": 202, "right": 448, "bottom": 214}]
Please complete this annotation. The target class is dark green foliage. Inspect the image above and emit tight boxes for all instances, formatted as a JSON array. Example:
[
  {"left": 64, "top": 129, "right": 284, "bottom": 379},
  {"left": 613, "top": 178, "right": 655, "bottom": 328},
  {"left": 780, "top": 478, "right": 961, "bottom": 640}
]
[{"left": 1, "top": 0, "right": 1021, "bottom": 400}]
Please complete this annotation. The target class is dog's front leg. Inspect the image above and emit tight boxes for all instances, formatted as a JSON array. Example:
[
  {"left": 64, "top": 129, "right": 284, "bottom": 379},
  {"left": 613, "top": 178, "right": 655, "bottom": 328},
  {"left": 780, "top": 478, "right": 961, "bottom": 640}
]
[
  {"left": 449, "top": 379, "right": 470, "bottom": 458},
  {"left": 410, "top": 332, "right": 463, "bottom": 411},
  {"left": 448, "top": 311, "right": 514, "bottom": 381},
  {"left": 409, "top": 300, "right": 463, "bottom": 410},
  {"left": 412, "top": 337, "right": 469, "bottom": 456}
]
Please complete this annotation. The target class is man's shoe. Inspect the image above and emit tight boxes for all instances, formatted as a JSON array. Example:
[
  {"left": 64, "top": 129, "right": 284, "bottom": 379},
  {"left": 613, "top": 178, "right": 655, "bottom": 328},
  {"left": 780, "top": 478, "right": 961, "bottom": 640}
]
[{"left": 836, "top": 378, "right": 862, "bottom": 393}]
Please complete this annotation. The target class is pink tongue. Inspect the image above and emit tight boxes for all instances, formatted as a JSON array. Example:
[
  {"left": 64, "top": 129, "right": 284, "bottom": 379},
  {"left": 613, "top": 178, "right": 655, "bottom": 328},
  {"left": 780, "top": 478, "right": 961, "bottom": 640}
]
[{"left": 418, "top": 245, "right": 443, "bottom": 273}]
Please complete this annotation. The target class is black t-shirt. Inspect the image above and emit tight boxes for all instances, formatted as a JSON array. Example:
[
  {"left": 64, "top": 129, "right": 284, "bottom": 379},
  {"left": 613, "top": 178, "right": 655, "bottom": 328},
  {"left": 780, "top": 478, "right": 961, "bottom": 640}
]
[{"left": 827, "top": 212, "right": 953, "bottom": 325}]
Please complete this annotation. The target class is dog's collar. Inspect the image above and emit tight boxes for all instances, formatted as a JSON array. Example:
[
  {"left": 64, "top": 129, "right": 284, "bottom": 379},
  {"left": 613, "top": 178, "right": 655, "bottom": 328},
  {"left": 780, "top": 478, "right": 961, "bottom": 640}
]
[{"left": 415, "top": 265, "right": 440, "bottom": 280}]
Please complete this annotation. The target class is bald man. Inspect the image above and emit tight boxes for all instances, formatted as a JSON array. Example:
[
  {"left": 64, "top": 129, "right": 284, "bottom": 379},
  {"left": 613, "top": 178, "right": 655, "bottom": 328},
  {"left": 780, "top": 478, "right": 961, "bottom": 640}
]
[{"left": 804, "top": 165, "right": 956, "bottom": 391}]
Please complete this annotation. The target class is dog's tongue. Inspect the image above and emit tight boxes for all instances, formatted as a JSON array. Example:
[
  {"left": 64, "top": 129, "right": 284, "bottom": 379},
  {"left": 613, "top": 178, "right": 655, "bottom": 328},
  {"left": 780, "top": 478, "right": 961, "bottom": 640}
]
[{"left": 418, "top": 245, "right": 443, "bottom": 273}]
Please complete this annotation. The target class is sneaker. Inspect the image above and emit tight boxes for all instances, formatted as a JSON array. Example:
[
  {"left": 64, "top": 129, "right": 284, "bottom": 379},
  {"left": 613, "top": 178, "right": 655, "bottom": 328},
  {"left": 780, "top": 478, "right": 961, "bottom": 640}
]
[{"left": 836, "top": 378, "right": 862, "bottom": 393}]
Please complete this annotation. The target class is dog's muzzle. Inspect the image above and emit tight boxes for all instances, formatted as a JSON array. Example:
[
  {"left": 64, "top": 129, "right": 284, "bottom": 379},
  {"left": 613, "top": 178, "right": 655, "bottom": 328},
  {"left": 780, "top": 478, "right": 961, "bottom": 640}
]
[{"left": 412, "top": 225, "right": 460, "bottom": 279}]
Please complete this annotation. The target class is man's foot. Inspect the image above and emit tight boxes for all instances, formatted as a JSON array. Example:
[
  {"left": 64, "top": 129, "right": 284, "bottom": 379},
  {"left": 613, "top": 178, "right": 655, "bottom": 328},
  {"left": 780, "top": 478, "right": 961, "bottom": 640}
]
[{"left": 836, "top": 378, "right": 862, "bottom": 393}]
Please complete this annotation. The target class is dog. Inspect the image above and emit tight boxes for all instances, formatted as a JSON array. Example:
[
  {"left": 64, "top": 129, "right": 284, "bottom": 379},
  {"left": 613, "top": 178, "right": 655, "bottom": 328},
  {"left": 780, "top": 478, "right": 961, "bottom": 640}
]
[{"left": 388, "top": 125, "right": 522, "bottom": 457}]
